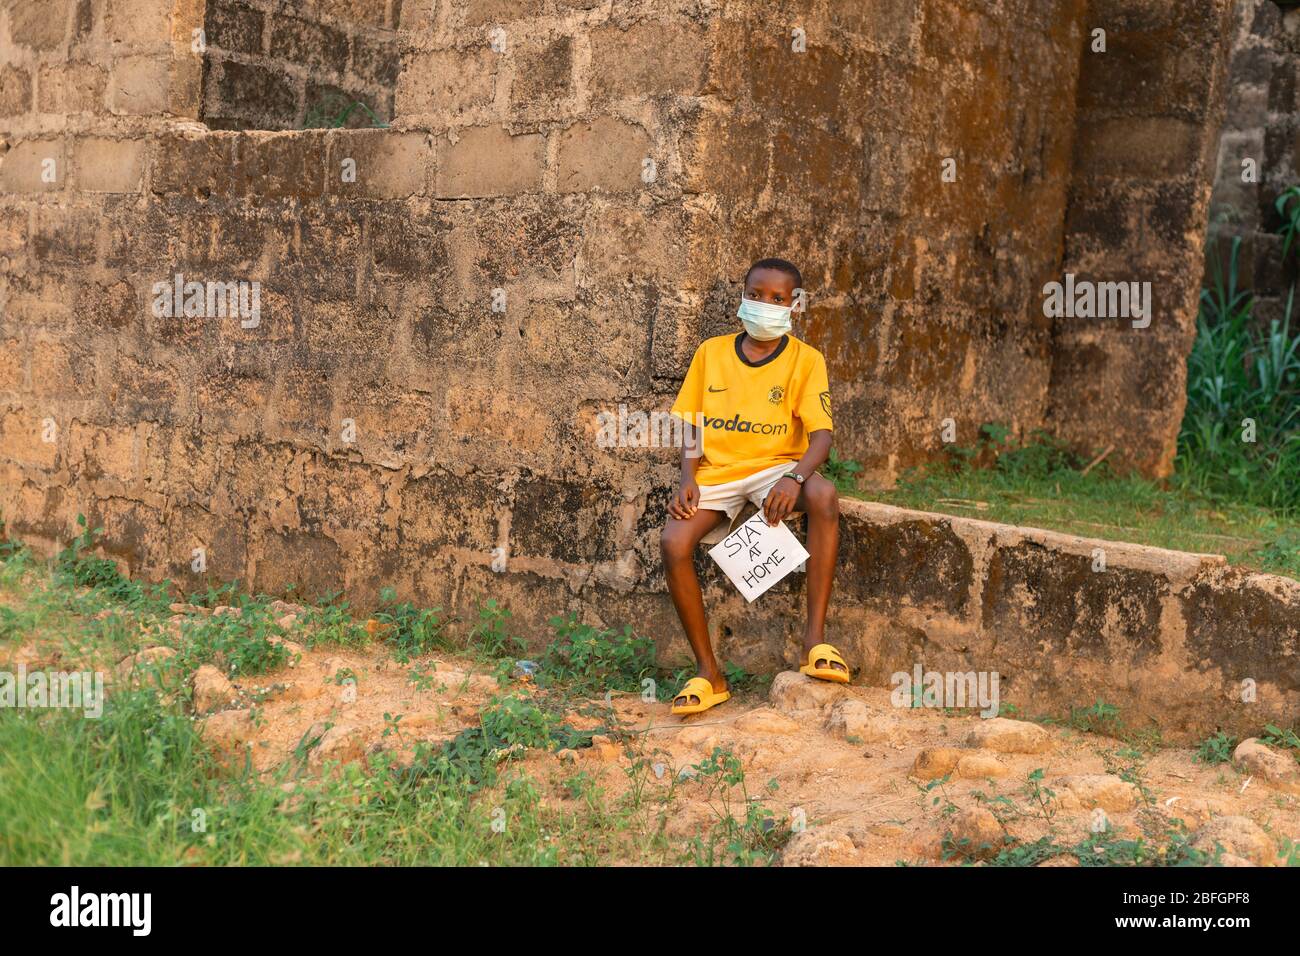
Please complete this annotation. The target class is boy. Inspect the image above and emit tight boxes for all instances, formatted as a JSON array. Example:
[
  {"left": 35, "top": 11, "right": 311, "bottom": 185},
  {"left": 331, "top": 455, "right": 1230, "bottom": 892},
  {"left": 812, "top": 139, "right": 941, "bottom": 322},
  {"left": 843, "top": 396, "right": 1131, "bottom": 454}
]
[{"left": 662, "top": 257, "right": 846, "bottom": 715}]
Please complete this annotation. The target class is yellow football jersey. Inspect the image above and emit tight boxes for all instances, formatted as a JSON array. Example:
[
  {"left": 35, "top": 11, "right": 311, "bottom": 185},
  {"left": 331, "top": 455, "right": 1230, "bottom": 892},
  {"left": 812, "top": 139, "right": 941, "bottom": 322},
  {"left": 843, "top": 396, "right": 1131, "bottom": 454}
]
[{"left": 670, "top": 332, "right": 834, "bottom": 485}]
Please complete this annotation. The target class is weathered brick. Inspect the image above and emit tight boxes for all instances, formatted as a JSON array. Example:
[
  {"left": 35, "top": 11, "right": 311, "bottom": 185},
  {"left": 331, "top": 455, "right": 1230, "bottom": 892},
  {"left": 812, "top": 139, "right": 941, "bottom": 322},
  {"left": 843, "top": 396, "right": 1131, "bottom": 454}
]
[
  {"left": 37, "top": 63, "right": 108, "bottom": 114},
  {"left": 72, "top": 138, "right": 145, "bottom": 193},
  {"left": 0, "top": 140, "right": 67, "bottom": 193},
  {"left": 270, "top": 15, "right": 349, "bottom": 73},
  {"left": 207, "top": 60, "right": 299, "bottom": 128},
  {"left": 1074, "top": 117, "right": 1201, "bottom": 179},
  {"left": 104, "top": 0, "right": 173, "bottom": 46},
  {"left": 30, "top": 204, "right": 99, "bottom": 266},
  {"left": 0, "top": 338, "right": 25, "bottom": 392},
  {"left": 588, "top": 22, "right": 708, "bottom": 99},
  {"left": 232, "top": 131, "right": 327, "bottom": 199},
  {"left": 556, "top": 116, "right": 651, "bottom": 193},
  {"left": 317, "top": 0, "right": 391, "bottom": 29},
  {"left": 150, "top": 131, "right": 234, "bottom": 196},
  {"left": 395, "top": 47, "right": 497, "bottom": 118},
  {"left": 513, "top": 36, "right": 573, "bottom": 109},
  {"left": 350, "top": 35, "right": 401, "bottom": 87},
  {"left": 109, "top": 55, "right": 171, "bottom": 115},
  {"left": 206, "top": 0, "right": 266, "bottom": 55},
  {"left": 457, "top": 0, "right": 544, "bottom": 27},
  {"left": 0, "top": 66, "right": 33, "bottom": 117},
  {"left": 0, "top": 410, "right": 60, "bottom": 469},
  {"left": 10, "top": 0, "right": 70, "bottom": 50},
  {"left": 327, "top": 129, "right": 432, "bottom": 197},
  {"left": 436, "top": 125, "right": 544, "bottom": 198}
]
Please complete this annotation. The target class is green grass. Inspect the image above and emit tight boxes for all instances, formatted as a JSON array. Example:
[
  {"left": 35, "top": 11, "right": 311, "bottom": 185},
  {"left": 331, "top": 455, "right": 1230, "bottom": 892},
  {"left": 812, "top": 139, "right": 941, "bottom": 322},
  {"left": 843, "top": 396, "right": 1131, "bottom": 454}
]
[
  {"left": 0, "top": 538, "right": 787, "bottom": 866},
  {"left": 1179, "top": 237, "right": 1299, "bottom": 512},
  {"left": 846, "top": 425, "right": 1299, "bottom": 579}
]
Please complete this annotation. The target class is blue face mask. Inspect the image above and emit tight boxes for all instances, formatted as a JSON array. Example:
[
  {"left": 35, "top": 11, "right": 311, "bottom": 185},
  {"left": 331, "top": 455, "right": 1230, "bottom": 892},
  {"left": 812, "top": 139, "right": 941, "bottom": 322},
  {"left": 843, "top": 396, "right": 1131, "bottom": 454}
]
[{"left": 737, "top": 297, "right": 793, "bottom": 341}]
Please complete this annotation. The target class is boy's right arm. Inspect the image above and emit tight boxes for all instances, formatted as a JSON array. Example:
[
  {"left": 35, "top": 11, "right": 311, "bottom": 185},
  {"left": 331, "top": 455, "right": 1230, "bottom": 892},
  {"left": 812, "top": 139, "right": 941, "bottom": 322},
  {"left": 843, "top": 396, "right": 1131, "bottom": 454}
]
[
  {"left": 668, "top": 431, "right": 701, "bottom": 519},
  {"left": 668, "top": 345, "right": 706, "bottom": 519}
]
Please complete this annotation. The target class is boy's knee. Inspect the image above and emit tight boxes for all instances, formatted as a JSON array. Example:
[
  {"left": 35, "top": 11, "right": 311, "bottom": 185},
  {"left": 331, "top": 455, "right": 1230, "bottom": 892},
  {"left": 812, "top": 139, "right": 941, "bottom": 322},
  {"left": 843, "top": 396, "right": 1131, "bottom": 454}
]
[
  {"left": 805, "top": 478, "right": 839, "bottom": 518},
  {"left": 660, "top": 523, "right": 695, "bottom": 562}
]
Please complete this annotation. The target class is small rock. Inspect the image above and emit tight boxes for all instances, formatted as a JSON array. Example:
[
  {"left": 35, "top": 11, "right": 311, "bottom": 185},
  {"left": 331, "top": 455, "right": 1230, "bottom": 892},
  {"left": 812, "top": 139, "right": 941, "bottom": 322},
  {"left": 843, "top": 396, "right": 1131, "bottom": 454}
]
[
  {"left": 200, "top": 708, "right": 253, "bottom": 749},
  {"left": 964, "top": 717, "right": 1052, "bottom": 754},
  {"left": 212, "top": 605, "right": 242, "bottom": 618},
  {"left": 911, "top": 747, "right": 963, "bottom": 780},
  {"left": 169, "top": 603, "right": 210, "bottom": 616},
  {"left": 1161, "top": 796, "right": 1232, "bottom": 828},
  {"left": 586, "top": 733, "right": 622, "bottom": 762},
  {"left": 556, "top": 748, "right": 578, "bottom": 763},
  {"left": 1233, "top": 738, "right": 1300, "bottom": 796},
  {"left": 956, "top": 752, "right": 1009, "bottom": 779},
  {"left": 1055, "top": 774, "right": 1140, "bottom": 812},
  {"left": 192, "top": 665, "right": 237, "bottom": 714},
  {"left": 781, "top": 828, "right": 860, "bottom": 867},
  {"left": 113, "top": 646, "right": 177, "bottom": 684},
  {"left": 946, "top": 808, "right": 1008, "bottom": 861},
  {"left": 312, "top": 723, "right": 367, "bottom": 767},
  {"left": 1191, "top": 816, "right": 1280, "bottom": 867},
  {"left": 769, "top": 671, "right": 849, "bottom": 714},
  {"left": 269, "top": 635, "right": 305, "bottom": 657},
  {"left": 277, "top": 680, "right": 325, "bottom": 702},
  {"left": 734, "top": 708, "right": 802, "bottom": 735},
  {"left": 275, "top": 613, "right": 299, "bottom": 630},
  {"left": 824, "top": 698, "right": 902, "bottom": 744}
]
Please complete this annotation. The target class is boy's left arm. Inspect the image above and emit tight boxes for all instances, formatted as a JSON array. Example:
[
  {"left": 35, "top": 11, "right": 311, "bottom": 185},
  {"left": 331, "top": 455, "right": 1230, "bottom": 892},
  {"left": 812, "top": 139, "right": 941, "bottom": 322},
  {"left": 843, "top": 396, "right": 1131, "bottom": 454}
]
[{"left": 763, "top": 355, "right": 834, "bottom": 523}]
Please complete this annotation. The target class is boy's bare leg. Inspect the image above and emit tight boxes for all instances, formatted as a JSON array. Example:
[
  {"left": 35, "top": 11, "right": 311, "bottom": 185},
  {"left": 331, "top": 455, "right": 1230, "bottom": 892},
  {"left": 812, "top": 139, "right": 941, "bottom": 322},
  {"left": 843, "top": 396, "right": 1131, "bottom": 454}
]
[
  {"left": 796, "top": 474, "right": 845, "bottom": 673},
  {"left": 660, "top": 507, "right": 728, "bottom": 703}
]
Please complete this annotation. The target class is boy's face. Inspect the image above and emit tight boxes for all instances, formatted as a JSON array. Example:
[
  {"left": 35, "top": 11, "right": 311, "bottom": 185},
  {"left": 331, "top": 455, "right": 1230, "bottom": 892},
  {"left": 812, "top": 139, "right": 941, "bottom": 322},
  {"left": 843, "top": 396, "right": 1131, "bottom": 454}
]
[{"left": 743, "top": 267, "right": 798, "bottom": 308}]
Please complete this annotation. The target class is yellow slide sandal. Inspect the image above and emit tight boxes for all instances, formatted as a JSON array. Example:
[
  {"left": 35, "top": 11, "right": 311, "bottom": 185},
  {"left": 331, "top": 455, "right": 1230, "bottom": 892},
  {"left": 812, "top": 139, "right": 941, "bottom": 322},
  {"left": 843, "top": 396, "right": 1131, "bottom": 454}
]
[
  {"left": 800, "top": 643, "right": 851, "bottom": 683},
  {"left": 671, "top": 677, "right": 731, "bottom": 716}
]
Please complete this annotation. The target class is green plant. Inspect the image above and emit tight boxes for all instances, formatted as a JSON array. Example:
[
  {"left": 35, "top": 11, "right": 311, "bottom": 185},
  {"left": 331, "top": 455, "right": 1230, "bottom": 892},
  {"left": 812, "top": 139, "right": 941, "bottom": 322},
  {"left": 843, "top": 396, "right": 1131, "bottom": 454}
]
[
  {"left": 301, "top": 92, "right": 388, "bottom": 130},
  {"left": 681, "top": 747, "right": 789, "bottom": 866},
  {"left": 1194, "top": 731, "right": 1238, "bottom": 765},
  {"left": 374, "top": 587, "right": 447, "bottom": 663},
  {"left": 54, "top": 515, "right": 169, "bottom": 610},
  {"left": 1261, "top": 723, "right": 1300, "bottom": 760},
  {"left": 1022, "top": 768, "right": 1058, "bottom": 822},
  {"left": 539, "top": 613, "right": 657, "bottom": 696},
  {"left": 822, "top": 450, "right": 863, "bottom": 492},
  {"left": 480, "top": 692, "right": 560, "bottom": 752},
  {"left": 1177, "top": 238, "right": 1300, "bottom": 512},
  {"left": 466, "top": 599, "right": 524, "bottom": 660},
  {"left": 1067, "top": 699, "right": 1123, "bottom": 737},
  {"left": 299, "top": 594, "right": 370, "bottom": 649}
]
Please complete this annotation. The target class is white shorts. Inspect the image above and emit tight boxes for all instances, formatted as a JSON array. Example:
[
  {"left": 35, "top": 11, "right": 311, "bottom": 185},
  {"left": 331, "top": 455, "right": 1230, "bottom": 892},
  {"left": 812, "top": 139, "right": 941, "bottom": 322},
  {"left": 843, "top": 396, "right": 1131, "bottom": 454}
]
[{"left": 696, "top": 461, "right": 804, "bottom": 546}]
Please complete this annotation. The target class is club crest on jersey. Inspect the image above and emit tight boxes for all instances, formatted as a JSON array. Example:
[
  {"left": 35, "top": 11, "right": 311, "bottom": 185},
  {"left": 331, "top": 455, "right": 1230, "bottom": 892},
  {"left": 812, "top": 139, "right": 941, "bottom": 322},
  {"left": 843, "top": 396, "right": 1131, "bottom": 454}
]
[{"left": 768, "top": 385, "right": 785, "bottom": 405}]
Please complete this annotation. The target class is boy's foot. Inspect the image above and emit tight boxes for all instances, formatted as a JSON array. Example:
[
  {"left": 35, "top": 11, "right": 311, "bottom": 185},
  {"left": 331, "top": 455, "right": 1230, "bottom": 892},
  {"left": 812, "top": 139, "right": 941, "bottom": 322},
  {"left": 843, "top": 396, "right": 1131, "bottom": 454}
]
[
  {"left": 671, "top": 675, "right": 731, "bottom": 715},
  {"left": 800, "top": 642, "right": 850, "bottom": 683}
]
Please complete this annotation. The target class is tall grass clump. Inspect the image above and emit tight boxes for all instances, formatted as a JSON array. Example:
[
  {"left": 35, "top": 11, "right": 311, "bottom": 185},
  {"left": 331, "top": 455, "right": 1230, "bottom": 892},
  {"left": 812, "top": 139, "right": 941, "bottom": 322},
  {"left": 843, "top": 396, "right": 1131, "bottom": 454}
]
[{"left": 1177, "top": 238, "right": 1300, "bottom": 512}]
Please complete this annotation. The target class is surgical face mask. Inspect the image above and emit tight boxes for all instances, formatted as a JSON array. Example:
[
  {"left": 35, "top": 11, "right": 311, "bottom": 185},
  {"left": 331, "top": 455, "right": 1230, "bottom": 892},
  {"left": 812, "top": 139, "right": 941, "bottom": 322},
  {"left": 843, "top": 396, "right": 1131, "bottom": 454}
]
[{"left": 737, "top": 297, "right": 793, "bottom": 341}]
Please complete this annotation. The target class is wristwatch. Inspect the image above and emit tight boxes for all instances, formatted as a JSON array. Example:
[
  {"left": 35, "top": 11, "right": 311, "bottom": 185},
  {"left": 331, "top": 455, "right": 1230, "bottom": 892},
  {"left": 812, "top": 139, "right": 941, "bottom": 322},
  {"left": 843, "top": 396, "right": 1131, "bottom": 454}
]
[{"left": 782, "top": 472, "right": 805, "bottom": 484}]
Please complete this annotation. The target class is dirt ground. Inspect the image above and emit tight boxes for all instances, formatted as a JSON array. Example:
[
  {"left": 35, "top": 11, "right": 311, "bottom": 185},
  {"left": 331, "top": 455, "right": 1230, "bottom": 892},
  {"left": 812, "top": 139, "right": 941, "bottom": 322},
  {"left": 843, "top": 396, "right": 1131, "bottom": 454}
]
[{"left": 78, "top": 616, "right": 1296, "bottom": 867}]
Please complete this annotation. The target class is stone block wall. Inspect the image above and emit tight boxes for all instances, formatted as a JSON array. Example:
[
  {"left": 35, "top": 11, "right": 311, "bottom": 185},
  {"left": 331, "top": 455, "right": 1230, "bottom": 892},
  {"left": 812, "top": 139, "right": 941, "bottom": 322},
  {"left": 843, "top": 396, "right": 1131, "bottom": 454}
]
[
  {"left": 1205, "top": 0, "right": 1300, "bottom": 327},
  {"left": 202, "top": 0, "right": 401, "bottom": 129},
  {"left": 0, "top": 0, "right": 1278, "bottom": 734},
  {"left": 0, "top": 0, "right": 204, "bottom": 136},
  {"left": 1047, "top": 0, "right": 1237, "bottom": 478}
]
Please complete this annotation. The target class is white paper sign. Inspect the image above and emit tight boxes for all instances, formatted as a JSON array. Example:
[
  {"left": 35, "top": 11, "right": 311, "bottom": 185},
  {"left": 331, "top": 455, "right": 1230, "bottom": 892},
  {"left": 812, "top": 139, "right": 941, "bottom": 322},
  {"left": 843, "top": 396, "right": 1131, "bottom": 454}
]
[{"left": 708, "top": 513, "right": 811, "bottom": 603}]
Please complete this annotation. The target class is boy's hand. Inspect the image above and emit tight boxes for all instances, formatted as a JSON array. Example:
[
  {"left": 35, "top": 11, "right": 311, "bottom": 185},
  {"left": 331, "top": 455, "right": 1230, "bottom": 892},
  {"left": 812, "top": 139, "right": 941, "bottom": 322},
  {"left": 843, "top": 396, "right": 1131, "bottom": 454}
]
[
  {"left": 668, "top": 478, "right": 700, "bottom": 519},
  {"left": 763, "top": 476, "right": 801, "bottom": 525}
]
